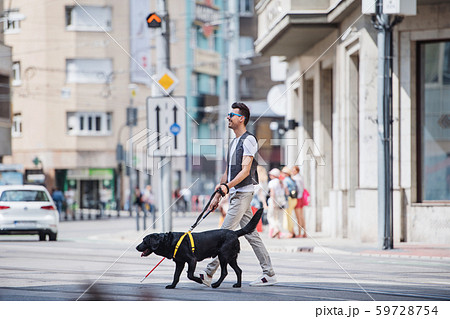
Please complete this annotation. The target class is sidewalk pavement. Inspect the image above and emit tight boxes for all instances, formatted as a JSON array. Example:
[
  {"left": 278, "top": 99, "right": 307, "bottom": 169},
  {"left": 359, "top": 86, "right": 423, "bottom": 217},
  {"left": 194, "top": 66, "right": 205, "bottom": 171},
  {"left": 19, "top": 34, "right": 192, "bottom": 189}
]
[{"left": 98, "top": 212, "right": 450, "bottom": 261}]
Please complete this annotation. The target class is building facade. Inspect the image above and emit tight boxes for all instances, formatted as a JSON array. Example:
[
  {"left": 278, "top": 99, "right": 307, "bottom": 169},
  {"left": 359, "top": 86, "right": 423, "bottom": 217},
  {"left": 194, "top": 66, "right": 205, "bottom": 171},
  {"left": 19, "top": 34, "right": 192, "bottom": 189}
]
[
  {"left": 238, "top": 1, "right": 284, "bottom": 173},
  {"left": 255, "top": 0, "right": 450, "bottom": 243},
  {"left": 4, "top": 0, "right": 150, "bottom": 210},
  {"left": 3, "top": 0, "right": 282, "bottom": 213},
  {"left": 0, "top": 0, "right": 12, "bottom": 164},
  {"left": 170, "top": 0, "right": 282, "bottom": 195}
]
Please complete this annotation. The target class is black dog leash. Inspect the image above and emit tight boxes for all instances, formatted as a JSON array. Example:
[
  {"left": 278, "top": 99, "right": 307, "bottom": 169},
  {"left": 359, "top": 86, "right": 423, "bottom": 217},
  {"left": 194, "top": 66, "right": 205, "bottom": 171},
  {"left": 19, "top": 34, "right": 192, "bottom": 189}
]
[
  {"left": 189, "top": 188, "right": 222, "bottom": 231},
  {"left": 140, "top": 188, "right": 224, "bottom": 283}
]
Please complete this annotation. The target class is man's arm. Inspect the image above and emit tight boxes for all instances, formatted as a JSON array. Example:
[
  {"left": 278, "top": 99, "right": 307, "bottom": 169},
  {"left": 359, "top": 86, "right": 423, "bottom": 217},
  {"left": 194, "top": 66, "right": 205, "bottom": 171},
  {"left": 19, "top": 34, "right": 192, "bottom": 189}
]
[
  {"left": 209, "top": 167, "right": 228, "bottom": 211},
  {"left": 219, "top": 169, "right": 228, "bottom": 185}
]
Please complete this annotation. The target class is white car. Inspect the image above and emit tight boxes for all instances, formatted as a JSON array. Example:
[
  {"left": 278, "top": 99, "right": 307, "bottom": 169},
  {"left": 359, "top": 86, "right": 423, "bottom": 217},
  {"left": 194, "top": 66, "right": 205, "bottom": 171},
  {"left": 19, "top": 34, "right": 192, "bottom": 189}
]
[{"left": 0, "top": 185, "right": 59, "bottom": 241}]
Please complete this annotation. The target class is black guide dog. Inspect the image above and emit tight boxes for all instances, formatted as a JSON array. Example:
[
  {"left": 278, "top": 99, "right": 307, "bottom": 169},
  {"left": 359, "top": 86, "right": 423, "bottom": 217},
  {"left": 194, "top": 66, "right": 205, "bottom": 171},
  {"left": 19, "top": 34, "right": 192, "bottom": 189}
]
[{"left": 136, "top": 208, "right": 263, "bottom": 289}]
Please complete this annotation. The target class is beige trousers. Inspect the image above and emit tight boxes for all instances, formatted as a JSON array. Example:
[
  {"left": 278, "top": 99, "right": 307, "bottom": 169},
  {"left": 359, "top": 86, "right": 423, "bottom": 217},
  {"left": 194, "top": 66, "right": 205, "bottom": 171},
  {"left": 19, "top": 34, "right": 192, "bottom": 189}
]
[
  {"left": 284, "top": 197, "right": 298, "bottom": 234},
  {"left": 205, "top": 191, "right": 275, "bottom": 277}
]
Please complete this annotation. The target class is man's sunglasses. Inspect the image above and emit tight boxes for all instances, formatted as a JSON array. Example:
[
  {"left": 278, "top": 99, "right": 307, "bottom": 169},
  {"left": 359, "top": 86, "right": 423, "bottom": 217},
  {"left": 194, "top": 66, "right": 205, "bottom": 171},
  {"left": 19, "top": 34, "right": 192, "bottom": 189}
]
[{"left": 227, "top": 112, "right": 244, "bottom": 118}]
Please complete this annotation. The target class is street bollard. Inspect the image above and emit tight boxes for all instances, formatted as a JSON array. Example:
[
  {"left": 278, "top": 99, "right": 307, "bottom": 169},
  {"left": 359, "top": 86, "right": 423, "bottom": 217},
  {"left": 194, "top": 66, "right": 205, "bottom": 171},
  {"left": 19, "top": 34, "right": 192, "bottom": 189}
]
[
  {"left": 136, "top": 207, "right": 139, "bottom": 231},
  {"left": 143, "top": 208, "right": 147, "bottom": 230},
  {"left": 152, "top": 205, "right": 156, "bottom": 229}
]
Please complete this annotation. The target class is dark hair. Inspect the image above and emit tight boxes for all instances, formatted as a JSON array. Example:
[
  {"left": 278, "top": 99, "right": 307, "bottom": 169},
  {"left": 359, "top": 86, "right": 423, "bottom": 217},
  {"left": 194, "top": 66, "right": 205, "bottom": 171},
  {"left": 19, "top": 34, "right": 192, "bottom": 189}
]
[{"left": 231, "top": 102, "right": 250, "bottom": 125}]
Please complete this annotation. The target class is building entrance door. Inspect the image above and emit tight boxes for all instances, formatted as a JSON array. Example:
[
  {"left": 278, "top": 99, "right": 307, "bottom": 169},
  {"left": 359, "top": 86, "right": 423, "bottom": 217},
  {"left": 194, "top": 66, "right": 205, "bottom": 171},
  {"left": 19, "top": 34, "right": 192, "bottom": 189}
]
[{"left": 80, "top": 180, "right": 99, "bottom": 209}]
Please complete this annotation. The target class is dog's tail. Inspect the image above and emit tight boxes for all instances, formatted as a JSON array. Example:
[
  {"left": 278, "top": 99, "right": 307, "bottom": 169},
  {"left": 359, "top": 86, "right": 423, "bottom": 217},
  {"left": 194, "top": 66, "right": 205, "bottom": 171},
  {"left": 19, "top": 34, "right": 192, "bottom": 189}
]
[{"left": 235, "top": 208, "right": 263, "bottom": 237}]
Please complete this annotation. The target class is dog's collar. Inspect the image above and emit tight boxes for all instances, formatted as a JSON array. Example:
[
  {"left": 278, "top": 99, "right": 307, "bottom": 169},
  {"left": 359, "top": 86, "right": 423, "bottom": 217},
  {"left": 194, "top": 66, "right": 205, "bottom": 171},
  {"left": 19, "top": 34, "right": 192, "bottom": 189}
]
[{"left": 173, "top": 231, "right": 195, "bottom": 258}]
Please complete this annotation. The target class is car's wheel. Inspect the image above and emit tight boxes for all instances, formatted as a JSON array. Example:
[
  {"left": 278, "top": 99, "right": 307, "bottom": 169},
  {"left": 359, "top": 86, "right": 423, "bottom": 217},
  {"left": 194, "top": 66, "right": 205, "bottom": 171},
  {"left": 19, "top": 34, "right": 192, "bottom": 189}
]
[
  {"left": 49, "top": 232, "right": 57, "bottom": 241},
  {"left": 39, "top": 232, "right": 47, "bottom": 241}
]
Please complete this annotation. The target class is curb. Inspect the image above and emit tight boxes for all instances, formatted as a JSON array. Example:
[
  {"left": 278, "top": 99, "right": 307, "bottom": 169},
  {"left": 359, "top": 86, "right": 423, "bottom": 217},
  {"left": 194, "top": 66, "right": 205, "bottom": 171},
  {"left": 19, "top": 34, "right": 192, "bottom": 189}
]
[{"left": 79, "top": 215, "right": 450, "bottom": 261}]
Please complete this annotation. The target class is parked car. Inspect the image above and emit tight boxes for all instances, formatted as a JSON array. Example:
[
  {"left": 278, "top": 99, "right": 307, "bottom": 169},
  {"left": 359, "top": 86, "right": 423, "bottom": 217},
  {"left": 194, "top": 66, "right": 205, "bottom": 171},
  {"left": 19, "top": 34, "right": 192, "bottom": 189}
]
[{"left": 0, "top": 185, "right": 59, "bottom": 241}]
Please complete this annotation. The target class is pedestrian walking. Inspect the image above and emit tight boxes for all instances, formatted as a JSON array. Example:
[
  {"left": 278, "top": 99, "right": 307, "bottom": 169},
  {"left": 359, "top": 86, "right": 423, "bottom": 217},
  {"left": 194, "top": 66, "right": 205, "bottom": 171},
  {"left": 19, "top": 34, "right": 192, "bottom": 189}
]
[
  {"left": 134, "top": 186, "right": 148, "bottom": 230},
  {"left": 280, "top": 166, "right": 298, "bottom": 238},
  {"left": 51, "top": 188, "right": 64, "bottom": 216},
  {"left": 198, "top": 102, "right": 277, "bottom": 287},
  {"left": 99, "top": 187, "right": 109, "bottom": 218},
  {"left": 180, "top": 187, "right": 191, "bottom": 214},
  {"left": 143, "top": 185, "right": 156, "bottom": 229},
  {"left": 134, "top": 186, "right": 147, "bottom": 215},
  {"left": 251, "top": 166, "right": 269, "bottom": 224},
  {"left": 267, "top": 168, "right": 285, "bottom": 238},
  {"left": 292, "top": 165, "right": 306, "bottom": 237},
  {"left": 173, "top": 188, "right": 184, "bottom": 215},
  {"left": 64, "top": 187, "right": 75, "bottom": 220}
]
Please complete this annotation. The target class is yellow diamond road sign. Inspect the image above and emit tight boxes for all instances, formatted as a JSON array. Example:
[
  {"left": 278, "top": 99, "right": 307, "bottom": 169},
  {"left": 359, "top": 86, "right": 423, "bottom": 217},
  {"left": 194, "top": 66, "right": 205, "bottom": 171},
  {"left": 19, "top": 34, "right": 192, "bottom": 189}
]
[
  {"left": 159, "top": 74, "right": 174, "bottom": 90},
  {"left": 156, "top": 68, "right": 178, "bottom": 94}
]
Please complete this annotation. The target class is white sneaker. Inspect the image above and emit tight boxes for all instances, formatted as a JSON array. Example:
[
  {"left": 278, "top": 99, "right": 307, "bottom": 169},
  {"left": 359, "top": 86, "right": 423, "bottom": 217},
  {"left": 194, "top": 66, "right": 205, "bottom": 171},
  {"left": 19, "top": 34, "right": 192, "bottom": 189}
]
[
  {"left": 249, "top": 274, "right": 277, "bottom": 286},
  {"left": 198, "top": 271, "right": 212, "bottom": 287}
]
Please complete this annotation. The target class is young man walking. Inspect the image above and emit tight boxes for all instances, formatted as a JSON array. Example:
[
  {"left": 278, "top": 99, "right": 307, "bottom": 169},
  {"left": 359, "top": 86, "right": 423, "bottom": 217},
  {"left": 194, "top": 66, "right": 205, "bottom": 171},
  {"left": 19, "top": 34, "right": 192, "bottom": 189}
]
[{"left": 199, "top": 102, "right": 277, "bottom": 287}]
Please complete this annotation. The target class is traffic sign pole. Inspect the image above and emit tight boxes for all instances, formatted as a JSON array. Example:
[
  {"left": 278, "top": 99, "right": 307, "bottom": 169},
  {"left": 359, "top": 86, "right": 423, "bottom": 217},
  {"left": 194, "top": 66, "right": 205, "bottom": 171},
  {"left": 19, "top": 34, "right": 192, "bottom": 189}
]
[
  {"left": 147, "top": 97, "right": 186, "bottom": 157},
  {"left": 147, "top": 97, "right": 187, "bottom": 234},
  {"left": 155, "top": 0, "right": 172, "bottom": 233}
]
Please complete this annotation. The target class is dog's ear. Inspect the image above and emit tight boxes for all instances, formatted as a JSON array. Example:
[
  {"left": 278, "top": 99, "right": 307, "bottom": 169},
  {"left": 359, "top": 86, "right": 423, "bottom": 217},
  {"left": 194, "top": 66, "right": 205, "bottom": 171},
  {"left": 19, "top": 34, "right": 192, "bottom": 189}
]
[
  {"left": 164, "top": 232, "right": 174, "bottom": 244},
  {"left": 151, "top": 234, "right": 162, "bottom": 251},
  {"left": 144, "top": 234, "right": 160, "bottom": 251}
]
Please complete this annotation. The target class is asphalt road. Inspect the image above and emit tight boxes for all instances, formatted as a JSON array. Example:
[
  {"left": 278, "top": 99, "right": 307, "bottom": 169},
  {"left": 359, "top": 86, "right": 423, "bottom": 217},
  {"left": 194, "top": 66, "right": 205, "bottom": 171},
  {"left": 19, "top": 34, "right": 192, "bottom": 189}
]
[{"left": 1, "top": 215, "right": 450, "bottom": 302}]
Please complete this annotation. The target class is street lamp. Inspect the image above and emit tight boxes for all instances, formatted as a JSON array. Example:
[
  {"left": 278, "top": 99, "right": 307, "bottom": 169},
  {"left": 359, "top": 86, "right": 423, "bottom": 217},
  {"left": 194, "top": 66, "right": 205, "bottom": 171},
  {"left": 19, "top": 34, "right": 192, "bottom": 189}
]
[
  {"left": 363, "top": 0, "right": 416, "bottom": 250},
  {"left": 126, "top": 84, "right": 139, "bottom": 229}
]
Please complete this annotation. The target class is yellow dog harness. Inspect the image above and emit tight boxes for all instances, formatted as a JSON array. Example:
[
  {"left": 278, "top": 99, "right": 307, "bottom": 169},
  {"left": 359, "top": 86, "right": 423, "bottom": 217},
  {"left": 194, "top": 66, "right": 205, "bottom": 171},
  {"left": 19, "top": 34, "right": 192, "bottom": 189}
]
[{"left": 173, "top": 231, "right": 195, "bottom": 258}]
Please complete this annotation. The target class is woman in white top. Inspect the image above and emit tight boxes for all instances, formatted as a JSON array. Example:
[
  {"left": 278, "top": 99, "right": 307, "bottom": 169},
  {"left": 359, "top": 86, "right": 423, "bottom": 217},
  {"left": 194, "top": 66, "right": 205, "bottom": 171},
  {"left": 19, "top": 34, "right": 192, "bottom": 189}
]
[{"left": 267, "top": 168, "right": 286, "bottom": 238}]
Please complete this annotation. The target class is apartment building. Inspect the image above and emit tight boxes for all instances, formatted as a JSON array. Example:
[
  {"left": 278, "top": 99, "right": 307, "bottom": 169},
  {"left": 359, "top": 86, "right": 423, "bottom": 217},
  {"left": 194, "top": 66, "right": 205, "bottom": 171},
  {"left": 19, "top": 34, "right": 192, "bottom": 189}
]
[
  {"left": 255, "top": 0, "right": 450, "bottom": 243},
  {"left": 0, "top": 0, "right": 12, "bottom": 164},
  {"left": 168, "top": 0, "right": 282, "bottom": 194},
  {"left": 4, "top": 0, "right": 282, "bottom": 211},
  {"left": 238, "top": 1, "right": 284, "bottom": 174},
  {"left": 4, "top": 0, "right": 150, "bottom": 210}
]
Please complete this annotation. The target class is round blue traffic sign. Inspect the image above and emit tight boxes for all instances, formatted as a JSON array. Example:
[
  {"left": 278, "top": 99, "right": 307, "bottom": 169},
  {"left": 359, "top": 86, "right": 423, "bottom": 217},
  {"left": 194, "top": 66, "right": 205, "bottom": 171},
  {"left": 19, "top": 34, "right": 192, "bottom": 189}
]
[{"left": 170, "top": 123, "right": 181, "bottom": 136}]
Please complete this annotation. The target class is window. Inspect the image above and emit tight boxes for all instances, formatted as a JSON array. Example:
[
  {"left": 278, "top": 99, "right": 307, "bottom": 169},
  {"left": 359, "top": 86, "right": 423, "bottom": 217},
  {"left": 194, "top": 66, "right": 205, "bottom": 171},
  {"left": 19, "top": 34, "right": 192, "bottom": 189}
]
[
  {"left": 419, "top": 41, "right": 450, "bottom": 201},
  {"left": 196, "top": 27, "right": 208, "bottom": 50},
  {"left": 239, "top": 36, "right": 254, "bottom": 59},
  {"left": 3, "top": 10, "right": 24, "bottom": 34},
  {"left": 4, "top": 19, "right": 20, "bottom": 33},
  {"left": 0, "top": 75, "right": 10, "bottom": 120},
  {"left": 0, "top": 190, "right": 50, "bottom": 202},
  {"left": 66, "top": 59, "right": 113, "bottom": 84},
  {"left": 209, "top": 76, "right": 217, "bottom": 95},
  {"left": 12, "top": 113, "right": 22, "bottom": 137},
  {"left": 239, "top": 0, "right": 254, "bottom": 17},
  {"left": 191, "top": 73, "right": 198, "bottom": 95},
  {"left": 12, "top": 62, "right": 21, "bottom": 86},
  {"left": 65, "top": 6, "right": 112, "bottom": 31},
  {"left": 208, "top": 30, "right": 217, "bottom": 50},
  {"left": 196, "top": 26, "right": 217, "bottom": 51},
  {"left": 197, "top": 74, "right": 217, "bottom": 95},
  {"left": 67, "top": 112, "right": 112, "bottom": 136},
  {"left": 240, "top": 76, "right": 254, "bottom": 98}
]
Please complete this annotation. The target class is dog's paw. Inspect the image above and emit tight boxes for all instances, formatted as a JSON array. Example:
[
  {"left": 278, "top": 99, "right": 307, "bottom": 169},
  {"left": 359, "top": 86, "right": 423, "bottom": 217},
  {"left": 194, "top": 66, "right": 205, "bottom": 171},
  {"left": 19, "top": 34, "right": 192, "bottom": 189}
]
[
  {"left": 165, "top": 284, "right": 176, "bottom": 289},
  {"left": 211, "top": 282, "right": 220, "bottom": 289},
  {"left": 233, "top": 283, "right": 241, "bottom": 288}
]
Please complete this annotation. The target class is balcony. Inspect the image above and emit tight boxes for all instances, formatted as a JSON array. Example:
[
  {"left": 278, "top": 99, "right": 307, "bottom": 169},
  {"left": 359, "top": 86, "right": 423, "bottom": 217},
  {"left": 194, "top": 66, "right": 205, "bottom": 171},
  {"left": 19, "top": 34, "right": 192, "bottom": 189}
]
[
  {"left": 193, "top": 48, "right": 221, "bottom": 76},
  {"left": 255, "top": 0, "right": 358, "bottom": 59}
]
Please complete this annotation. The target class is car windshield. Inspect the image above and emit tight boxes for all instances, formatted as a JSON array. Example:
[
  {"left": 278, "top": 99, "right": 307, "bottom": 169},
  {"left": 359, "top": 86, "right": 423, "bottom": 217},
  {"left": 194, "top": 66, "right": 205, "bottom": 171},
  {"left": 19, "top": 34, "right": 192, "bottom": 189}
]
[{"left": 0, "top": 190, "right": 50, "bottom": 202}]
